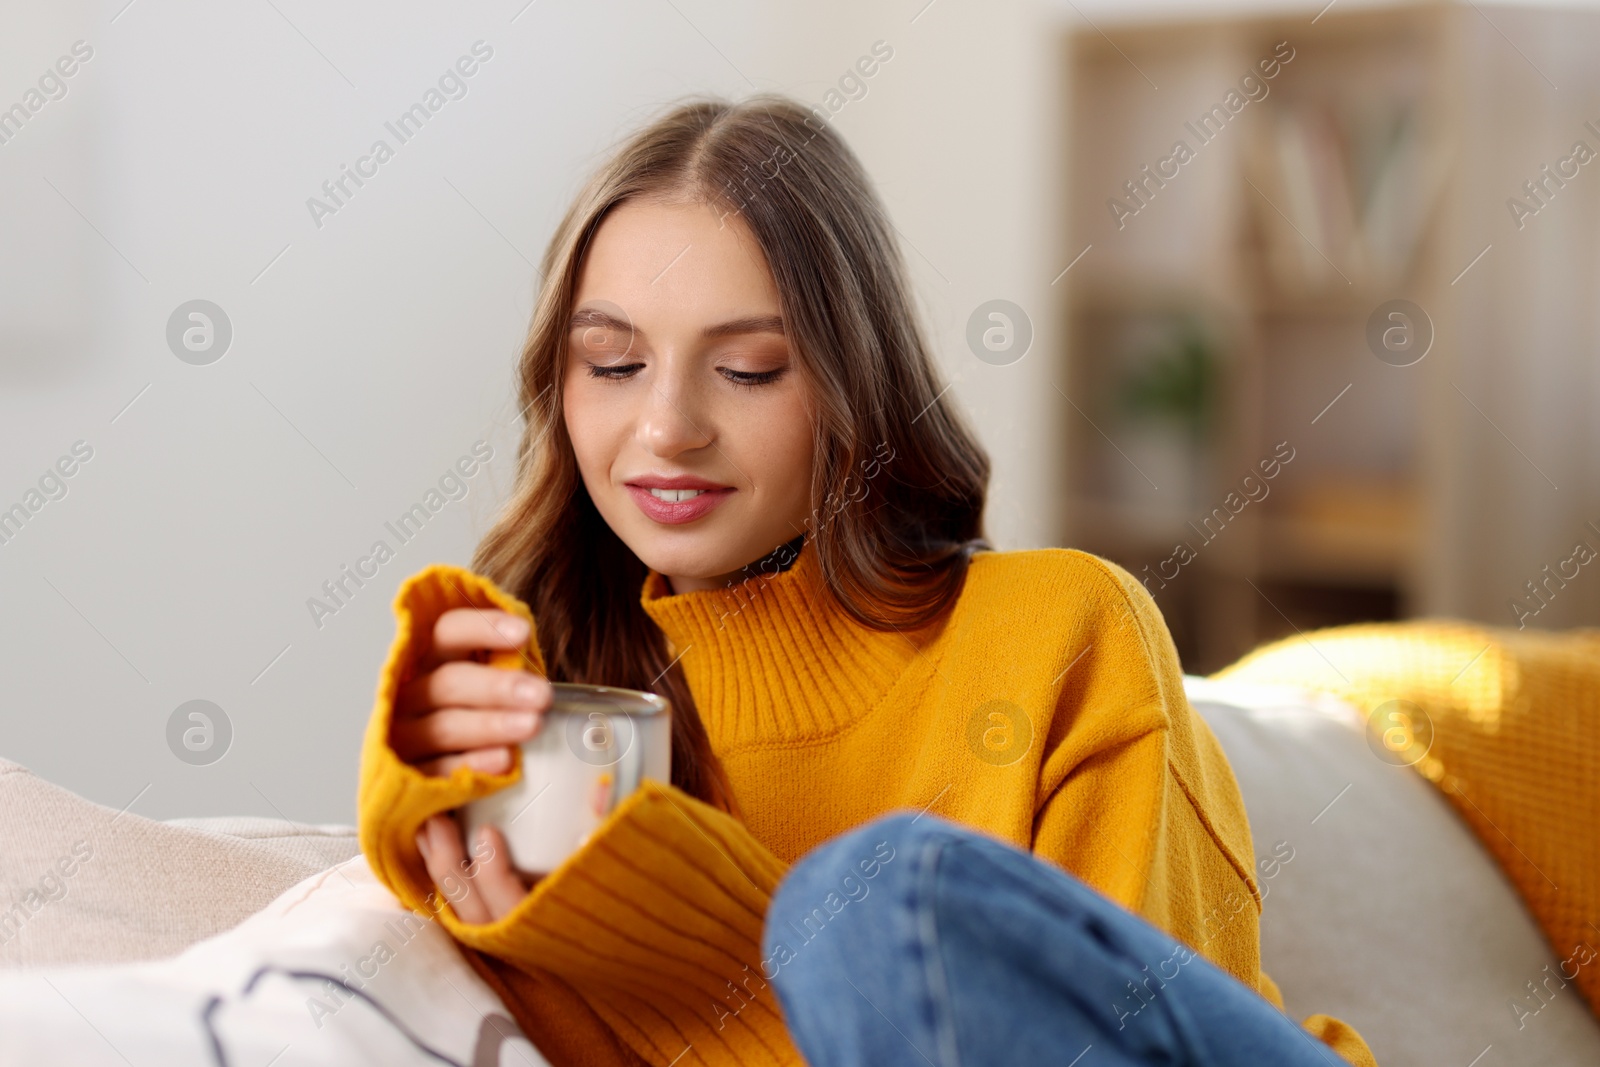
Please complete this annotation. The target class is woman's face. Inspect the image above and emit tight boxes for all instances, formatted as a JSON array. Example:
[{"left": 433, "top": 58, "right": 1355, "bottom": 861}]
[{"left": 563, "top": 197, "right": 816, "bottom": 594}]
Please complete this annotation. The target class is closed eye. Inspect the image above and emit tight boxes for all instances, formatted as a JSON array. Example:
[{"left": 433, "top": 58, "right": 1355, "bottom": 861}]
[
  {"left": 585, "top": 361, "right": 644, "bottom": 381},
  {"left": 582, "top": 362, "right": 787, "bottom": 387},
  {"left": 721, "top": 367, "right": 786, "bottom": 388}
]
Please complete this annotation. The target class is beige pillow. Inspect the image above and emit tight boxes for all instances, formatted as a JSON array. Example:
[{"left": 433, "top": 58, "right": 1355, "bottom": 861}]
[{"left": 0, "top": 758, "right": 360, "bottom": 968}]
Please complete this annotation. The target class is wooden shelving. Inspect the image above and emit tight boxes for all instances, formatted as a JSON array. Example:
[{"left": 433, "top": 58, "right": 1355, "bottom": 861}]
[
  {"left": 1065, "top": 3, "right": 1600, "bottom": 661},
  {"left": 1061, "top": 5, "right": 1449, "bottom": 672}
]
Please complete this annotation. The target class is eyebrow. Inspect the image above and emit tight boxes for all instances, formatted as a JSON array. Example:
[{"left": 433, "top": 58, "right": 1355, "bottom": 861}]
[{"left": 567, "top": 308, "right": 785, "bottom": 340}]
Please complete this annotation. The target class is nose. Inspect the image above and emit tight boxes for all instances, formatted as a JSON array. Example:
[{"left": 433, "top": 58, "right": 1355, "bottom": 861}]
[{"left": 636, "top": 367, "right": 714, "bottom": 459}]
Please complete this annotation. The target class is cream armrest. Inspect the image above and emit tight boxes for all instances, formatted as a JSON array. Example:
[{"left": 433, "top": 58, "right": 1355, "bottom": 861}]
[{"left": 1185, "top": 676, "right": 1600, "bottom": 1067}]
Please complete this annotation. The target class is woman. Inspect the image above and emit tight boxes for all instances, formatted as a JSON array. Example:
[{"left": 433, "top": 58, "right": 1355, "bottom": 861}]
[{"left": 356, "top": 94, "right": 1377, "bottom": 1066}]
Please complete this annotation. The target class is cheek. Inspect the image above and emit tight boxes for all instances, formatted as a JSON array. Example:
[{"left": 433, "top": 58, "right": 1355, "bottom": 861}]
[
  {"left": 563, "top": 381, "right": 620, "bottom": 485},
  {"left": 744, "top": 392, "right": 814, "bottom": 501}
]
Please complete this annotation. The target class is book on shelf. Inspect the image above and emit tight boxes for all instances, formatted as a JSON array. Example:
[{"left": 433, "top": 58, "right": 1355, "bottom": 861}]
[{"left": 1244, "top": 95, "right": 1441, "bottom": 296}]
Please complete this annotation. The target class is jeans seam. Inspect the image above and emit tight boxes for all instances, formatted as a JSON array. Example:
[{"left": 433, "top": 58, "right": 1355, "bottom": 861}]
[{"left": 915, "top": 832, "right": 963, "bottom": 1067}]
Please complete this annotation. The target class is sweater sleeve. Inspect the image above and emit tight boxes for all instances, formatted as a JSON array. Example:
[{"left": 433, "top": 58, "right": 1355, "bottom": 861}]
[
  {"left": 356, "top": 563, "right": 805, "bottom": 1067},
  {"left": 1028, "top": 556, "right": 1378, "bottom": 1067}
]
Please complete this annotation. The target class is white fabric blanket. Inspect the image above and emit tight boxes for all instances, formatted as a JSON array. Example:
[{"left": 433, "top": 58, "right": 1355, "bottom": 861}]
[{"left": 0, "top": 853, "right": 548, "bottom": 1067}]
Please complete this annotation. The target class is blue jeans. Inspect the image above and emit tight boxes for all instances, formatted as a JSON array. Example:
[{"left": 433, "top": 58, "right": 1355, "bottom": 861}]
[{"left": 762, "top": 812, "right": 1347, "bottom": 1067}]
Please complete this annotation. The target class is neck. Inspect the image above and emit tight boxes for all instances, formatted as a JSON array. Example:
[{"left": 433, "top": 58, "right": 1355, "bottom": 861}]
[
  {"left": 663, "top": 571, "right": 740, "bottom": 595},
  {"left": 660, "top": 535, "right": 807, "bottom": 595}
]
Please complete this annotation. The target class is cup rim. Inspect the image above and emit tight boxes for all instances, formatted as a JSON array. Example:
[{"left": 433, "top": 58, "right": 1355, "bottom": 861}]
[{"left": 547, "top": 681, "right": 671, "bottom": 716}]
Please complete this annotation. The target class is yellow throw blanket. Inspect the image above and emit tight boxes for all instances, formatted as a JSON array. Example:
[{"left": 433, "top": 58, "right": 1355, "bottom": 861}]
[{"left": 1214, "top": 620, "right": 1600, "bottom": 1024}]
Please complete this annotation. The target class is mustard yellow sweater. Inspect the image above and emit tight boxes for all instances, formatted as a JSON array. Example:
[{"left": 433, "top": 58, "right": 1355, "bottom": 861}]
[{"left": 357, "top": 542, "right": 1376, "bottom": 1066}]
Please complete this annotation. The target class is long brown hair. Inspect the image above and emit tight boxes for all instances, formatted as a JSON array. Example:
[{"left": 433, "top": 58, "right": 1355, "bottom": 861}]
[{"left": 472, "top": 93, "right": 990, "bottom": 812}]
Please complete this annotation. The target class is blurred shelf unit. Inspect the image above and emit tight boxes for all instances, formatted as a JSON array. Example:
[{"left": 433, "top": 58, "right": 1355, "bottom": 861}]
[{"left": 1061, "top": 5, "right": 1455, "bottom": 672}]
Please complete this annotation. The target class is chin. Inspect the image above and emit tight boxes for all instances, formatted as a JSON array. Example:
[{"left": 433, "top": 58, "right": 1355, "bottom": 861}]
[
  {"left": 598, "top": 491, "right": 801, "bottom": 590},
  {"left": 625, "top": 530, "right": 745, "bottom": 585}
]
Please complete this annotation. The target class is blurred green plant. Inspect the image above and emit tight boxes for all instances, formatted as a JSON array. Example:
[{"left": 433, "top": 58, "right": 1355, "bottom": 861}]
[{"left": 1115, "top": 320, "right": 1219, "bottom": 443}]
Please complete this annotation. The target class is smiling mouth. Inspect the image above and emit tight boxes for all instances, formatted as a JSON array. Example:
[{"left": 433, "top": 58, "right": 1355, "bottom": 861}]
[{"left": 625, "top": 482, "right": 736, "bottom": 525}]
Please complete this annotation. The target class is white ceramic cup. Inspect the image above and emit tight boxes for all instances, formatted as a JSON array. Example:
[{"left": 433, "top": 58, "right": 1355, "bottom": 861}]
[{"left": 459, "top": 682, "right": 672, "bottom": 878}]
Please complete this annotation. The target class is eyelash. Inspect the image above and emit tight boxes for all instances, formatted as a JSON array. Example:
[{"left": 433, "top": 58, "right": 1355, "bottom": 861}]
[
  {"left": 582, "top": 362, "right": 786, "bottom": 389},
  {"left": 724, "top": 368, "right": 785, "bottom": 389}
]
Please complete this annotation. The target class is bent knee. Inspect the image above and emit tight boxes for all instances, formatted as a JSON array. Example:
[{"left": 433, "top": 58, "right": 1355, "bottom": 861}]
[
  {"left": 774, "top": 811, "right": 955, "bottom": 895},
  {"left": 764, "top": 812, "right": 974, "bottom": 951}
]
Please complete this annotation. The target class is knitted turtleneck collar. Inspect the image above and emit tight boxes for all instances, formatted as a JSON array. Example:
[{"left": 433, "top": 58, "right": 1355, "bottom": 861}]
[{"left": 638, "top": 536, "right": 925, "bottom": 748}]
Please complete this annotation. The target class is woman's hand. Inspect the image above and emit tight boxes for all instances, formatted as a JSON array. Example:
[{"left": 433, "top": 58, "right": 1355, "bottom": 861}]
[
  {"left": 390, "top": 606, "right": 552, "bottom": 922},
  {"left": 391, "top": 607, "right": 550, "bottom": 777},
  {"left": 415, "top": 813, "right": 530, "bottom": 923}
]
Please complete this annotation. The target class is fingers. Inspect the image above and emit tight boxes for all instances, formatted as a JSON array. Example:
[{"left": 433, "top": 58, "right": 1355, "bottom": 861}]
[
  {"left": 415, "top": 814, "right": 530, "bottom": 924},
  {"left": 425, "top": 608, "right": 532, "bottom": 671},
  {"left": 417, "top": 814, "right": 492, "bottom": 924},
  {"left": 396, "top": 660, "right": 552, "bottom": 719},
  {"left": 471, "top": 822, "right": 536, "bottom": 918},
  {"left": 389, "top": 608, "right": 553, "bottom": 778},
  {"left": 391, "top": 702, "right": 544, "bottom": 762},
  {"left": 415, "top": 744, "right": 516, "bottom": 779}
]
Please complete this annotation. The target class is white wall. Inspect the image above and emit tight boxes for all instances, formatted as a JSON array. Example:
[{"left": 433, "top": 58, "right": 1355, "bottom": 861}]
[
  {"left": 0, "top": 0, "right": 1066, "bottom": 822},
  {"left": 1428, "top": 5, "right": 1600, "bottom": 628}
]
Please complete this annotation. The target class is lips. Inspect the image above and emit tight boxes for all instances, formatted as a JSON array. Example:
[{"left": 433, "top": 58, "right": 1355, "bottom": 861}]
[
  {"left": 624, "top": 475, "right": 736, "bottom": 526},
  {"left": 627, "top": 473, "right": 729, "bottom": 490}
]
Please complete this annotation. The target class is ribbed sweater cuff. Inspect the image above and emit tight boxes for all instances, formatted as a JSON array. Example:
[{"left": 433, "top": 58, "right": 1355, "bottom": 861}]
[
  {"left": 357, "top": 563, "right": 803, "bottom": 1066},
  {"left": 481, "top": 780, "right": 801, "bottom": 1065},
  {"left": 357, "top": 564, "right": 541, "bottom": 924}
]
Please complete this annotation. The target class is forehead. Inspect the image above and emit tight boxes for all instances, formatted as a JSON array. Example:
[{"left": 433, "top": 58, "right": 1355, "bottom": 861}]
[{"left": 572, "top": 198, "right": 781, "bottom": 328}]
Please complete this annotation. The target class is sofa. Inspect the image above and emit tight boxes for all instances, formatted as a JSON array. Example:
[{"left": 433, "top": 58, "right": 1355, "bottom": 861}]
[{"left": 2, "top": 676, "right": 1597, "bottom": 1065}]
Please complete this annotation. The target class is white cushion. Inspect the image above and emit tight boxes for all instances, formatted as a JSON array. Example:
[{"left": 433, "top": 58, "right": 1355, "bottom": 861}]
[
  {"left": 0, "top": 854, "right": 544, "bottom": 1065},
  {"left": 1186, "top": 676, "right": 1600, "bottom": 1066}
]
